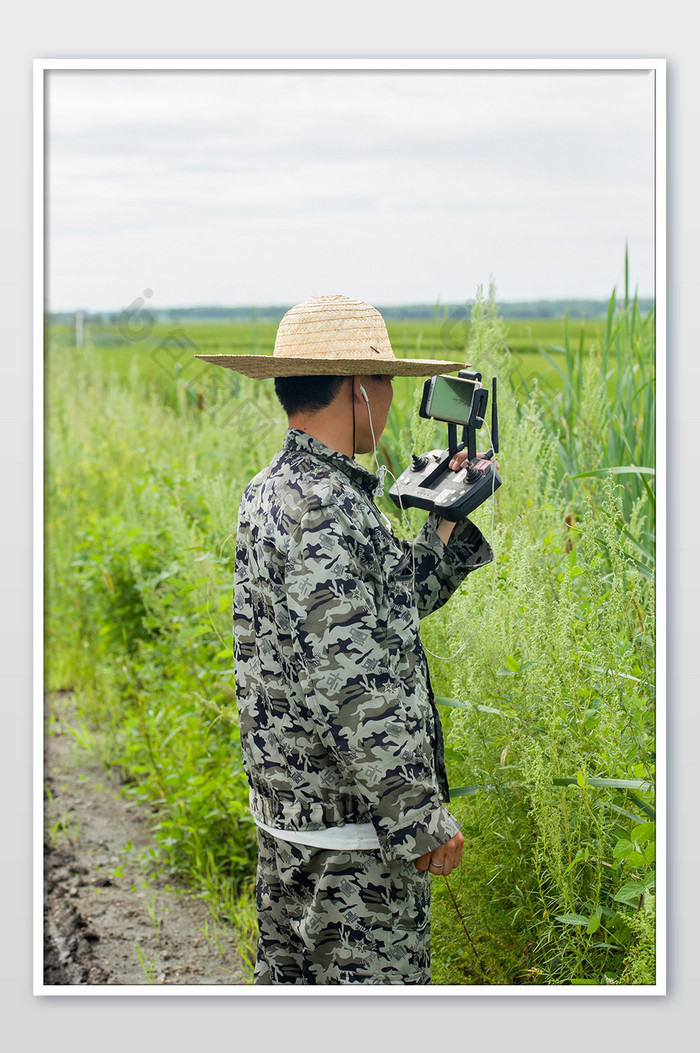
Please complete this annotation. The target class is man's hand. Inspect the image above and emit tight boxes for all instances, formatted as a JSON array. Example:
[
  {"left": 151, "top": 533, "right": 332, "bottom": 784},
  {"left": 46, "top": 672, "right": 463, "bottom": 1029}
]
[
  {"left": 449, "top": 448, "right": 501, "bottom": 473},
  {"left": 436, "top": 517, "right": 456, "bottom": 544},
  {"left": 414, "top": 831, "right": 464, "bottom": 876}
]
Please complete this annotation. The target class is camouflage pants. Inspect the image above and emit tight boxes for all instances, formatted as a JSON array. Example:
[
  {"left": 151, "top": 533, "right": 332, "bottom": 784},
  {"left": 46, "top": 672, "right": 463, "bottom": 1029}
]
[{"left": 253, "top": 828, "right": 432, "bottom": 985}]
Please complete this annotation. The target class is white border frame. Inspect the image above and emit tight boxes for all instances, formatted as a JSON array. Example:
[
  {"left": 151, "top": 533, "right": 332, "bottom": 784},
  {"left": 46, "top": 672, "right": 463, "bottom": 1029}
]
[{"left": 34, "top": 57, "right": 666, "bottom": 997}]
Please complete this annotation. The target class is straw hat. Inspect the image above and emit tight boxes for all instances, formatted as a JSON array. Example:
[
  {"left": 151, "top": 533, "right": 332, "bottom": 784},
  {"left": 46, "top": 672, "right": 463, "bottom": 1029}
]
[{"left": 194, "top": 294, "right": 466, "bottom": 378}]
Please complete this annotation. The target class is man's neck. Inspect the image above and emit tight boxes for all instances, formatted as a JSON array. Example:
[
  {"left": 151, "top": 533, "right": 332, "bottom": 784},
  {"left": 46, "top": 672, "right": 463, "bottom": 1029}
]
[{"left": 288, "top": 394, "right": 355, "bottom": 459}]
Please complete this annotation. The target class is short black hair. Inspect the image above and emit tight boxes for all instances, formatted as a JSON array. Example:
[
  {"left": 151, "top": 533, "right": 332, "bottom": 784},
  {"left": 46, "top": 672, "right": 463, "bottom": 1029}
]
[
  {"left": 274, "top": 374, "right": 389, "bottom": 417},
  {"left": 274, "top": 375, "right": 348, "bottom": 417}
]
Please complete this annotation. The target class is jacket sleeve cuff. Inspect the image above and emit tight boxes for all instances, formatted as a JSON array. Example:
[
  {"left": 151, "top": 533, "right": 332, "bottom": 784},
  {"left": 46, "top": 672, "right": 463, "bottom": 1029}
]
[
  {"left": 408, "top": 513, "right": 493, "bottom": 618},
  {"left": 423, "top": 512, "right": 493, "bottom": 571},
  {"left": 374, "top": 804, "right": 462, "bottom": 865}
]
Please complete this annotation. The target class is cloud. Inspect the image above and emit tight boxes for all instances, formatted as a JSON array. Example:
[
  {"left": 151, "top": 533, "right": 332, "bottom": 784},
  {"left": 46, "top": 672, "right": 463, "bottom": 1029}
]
[{"left": 46, "top": 68, "right": 656, "bottom": 310}]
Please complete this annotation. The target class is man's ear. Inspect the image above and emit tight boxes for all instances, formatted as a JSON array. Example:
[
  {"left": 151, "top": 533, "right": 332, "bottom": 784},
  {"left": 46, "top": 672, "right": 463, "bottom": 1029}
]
[{"left": 352, "top": 375, "right": 369, "bottom": 404}]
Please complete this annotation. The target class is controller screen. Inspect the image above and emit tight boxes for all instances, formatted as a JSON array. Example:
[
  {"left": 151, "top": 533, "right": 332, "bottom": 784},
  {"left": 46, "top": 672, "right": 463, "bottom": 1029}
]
[{"left": 428, "top": 376, "right": 477, "bottom": 425}]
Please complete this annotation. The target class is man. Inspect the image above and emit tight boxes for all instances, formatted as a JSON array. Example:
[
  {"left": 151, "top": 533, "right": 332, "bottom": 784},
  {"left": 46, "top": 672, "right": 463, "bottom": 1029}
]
[{"left": 196, "top": 294, "right": 494, "bottom": 984}]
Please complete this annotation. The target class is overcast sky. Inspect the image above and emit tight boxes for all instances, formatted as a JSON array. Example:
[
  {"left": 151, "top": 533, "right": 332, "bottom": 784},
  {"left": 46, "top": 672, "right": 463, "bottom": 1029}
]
[{"left": 46, "top": 67, "right": 657, "bottom": 312}]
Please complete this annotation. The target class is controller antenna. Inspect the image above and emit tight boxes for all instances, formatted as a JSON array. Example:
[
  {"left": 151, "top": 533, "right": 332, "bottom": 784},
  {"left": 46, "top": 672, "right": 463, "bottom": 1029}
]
[{"left": 491, "top": 377, "right": 499, "bottom": 454}]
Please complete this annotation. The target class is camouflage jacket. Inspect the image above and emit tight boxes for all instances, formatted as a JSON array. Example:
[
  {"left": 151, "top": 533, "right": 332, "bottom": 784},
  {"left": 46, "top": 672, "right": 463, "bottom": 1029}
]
[{"left": 233, "top": 427, "right": 493, "bottom": 865}]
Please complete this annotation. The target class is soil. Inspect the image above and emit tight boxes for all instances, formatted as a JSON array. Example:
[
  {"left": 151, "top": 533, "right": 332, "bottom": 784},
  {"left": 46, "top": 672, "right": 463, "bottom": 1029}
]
[{"left": 43, "top": 691, "right": 248, "bottom": 987}]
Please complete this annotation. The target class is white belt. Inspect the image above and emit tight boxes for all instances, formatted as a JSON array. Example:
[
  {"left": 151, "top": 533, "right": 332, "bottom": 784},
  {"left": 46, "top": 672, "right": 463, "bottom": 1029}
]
[{"left": 254, "top": 817, "right": 381, "bottom": 851}]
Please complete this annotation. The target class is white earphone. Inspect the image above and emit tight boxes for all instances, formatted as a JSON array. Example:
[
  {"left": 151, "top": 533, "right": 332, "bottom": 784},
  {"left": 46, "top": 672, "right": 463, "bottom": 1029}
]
[{"left": 356, "top": 381, "right": 392, "bottom": 522}]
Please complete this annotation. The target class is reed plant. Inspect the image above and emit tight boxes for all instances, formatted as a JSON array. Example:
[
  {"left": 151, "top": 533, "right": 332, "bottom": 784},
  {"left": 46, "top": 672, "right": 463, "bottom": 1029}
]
[{"left": 516, "top": 249, "right": 656, "bottom": 553}]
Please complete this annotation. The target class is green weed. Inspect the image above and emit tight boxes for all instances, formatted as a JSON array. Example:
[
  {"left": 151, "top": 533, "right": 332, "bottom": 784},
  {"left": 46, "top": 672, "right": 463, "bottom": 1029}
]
[{"left": 135, "top": 944, "right": 159, "bottom": 984}]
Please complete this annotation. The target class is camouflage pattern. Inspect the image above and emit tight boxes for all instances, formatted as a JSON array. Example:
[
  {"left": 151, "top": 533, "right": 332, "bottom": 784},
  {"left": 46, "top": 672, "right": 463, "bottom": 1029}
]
[
  {"left": 234, "top": 427, "right": 493, "bottom": 866},
  {"left": 253, "top": 828, "right": 431, "bottom": 985}
]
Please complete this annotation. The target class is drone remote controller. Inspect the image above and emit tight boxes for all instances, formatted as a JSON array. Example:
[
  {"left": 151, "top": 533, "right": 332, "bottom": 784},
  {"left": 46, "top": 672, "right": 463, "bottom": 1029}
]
[{"left": 388, "top": 371, "right": 502, "bottom": 522}]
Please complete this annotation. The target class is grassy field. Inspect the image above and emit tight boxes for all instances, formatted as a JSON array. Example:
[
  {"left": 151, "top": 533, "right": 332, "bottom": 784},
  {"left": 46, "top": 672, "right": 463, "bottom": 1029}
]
[
  {"left": 50, "top": 312, "right": 605, "bottom": 409},
  {"left": 45, "top": 285, "right": 656, "bottom": 986}
]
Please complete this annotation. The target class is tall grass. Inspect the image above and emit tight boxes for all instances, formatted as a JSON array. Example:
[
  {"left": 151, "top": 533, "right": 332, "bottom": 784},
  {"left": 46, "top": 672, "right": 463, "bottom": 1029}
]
[
  {"left": 45, "top": 272, "right": 656, "bottom": 985},
  {"left": 514, "top": 252, "right": 656, "bottom": 552},
  {"left": 45, "top": 344, "right": 281, "bottom": 890},
  {"left": 413, "top": 280, "right": 656, "bottom": 985}
]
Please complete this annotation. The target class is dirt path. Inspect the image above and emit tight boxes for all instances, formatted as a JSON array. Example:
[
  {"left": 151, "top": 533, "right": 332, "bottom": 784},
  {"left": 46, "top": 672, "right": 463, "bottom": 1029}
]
[{"left": 43, "top": 692, "right": 249, "bottom": 987}]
